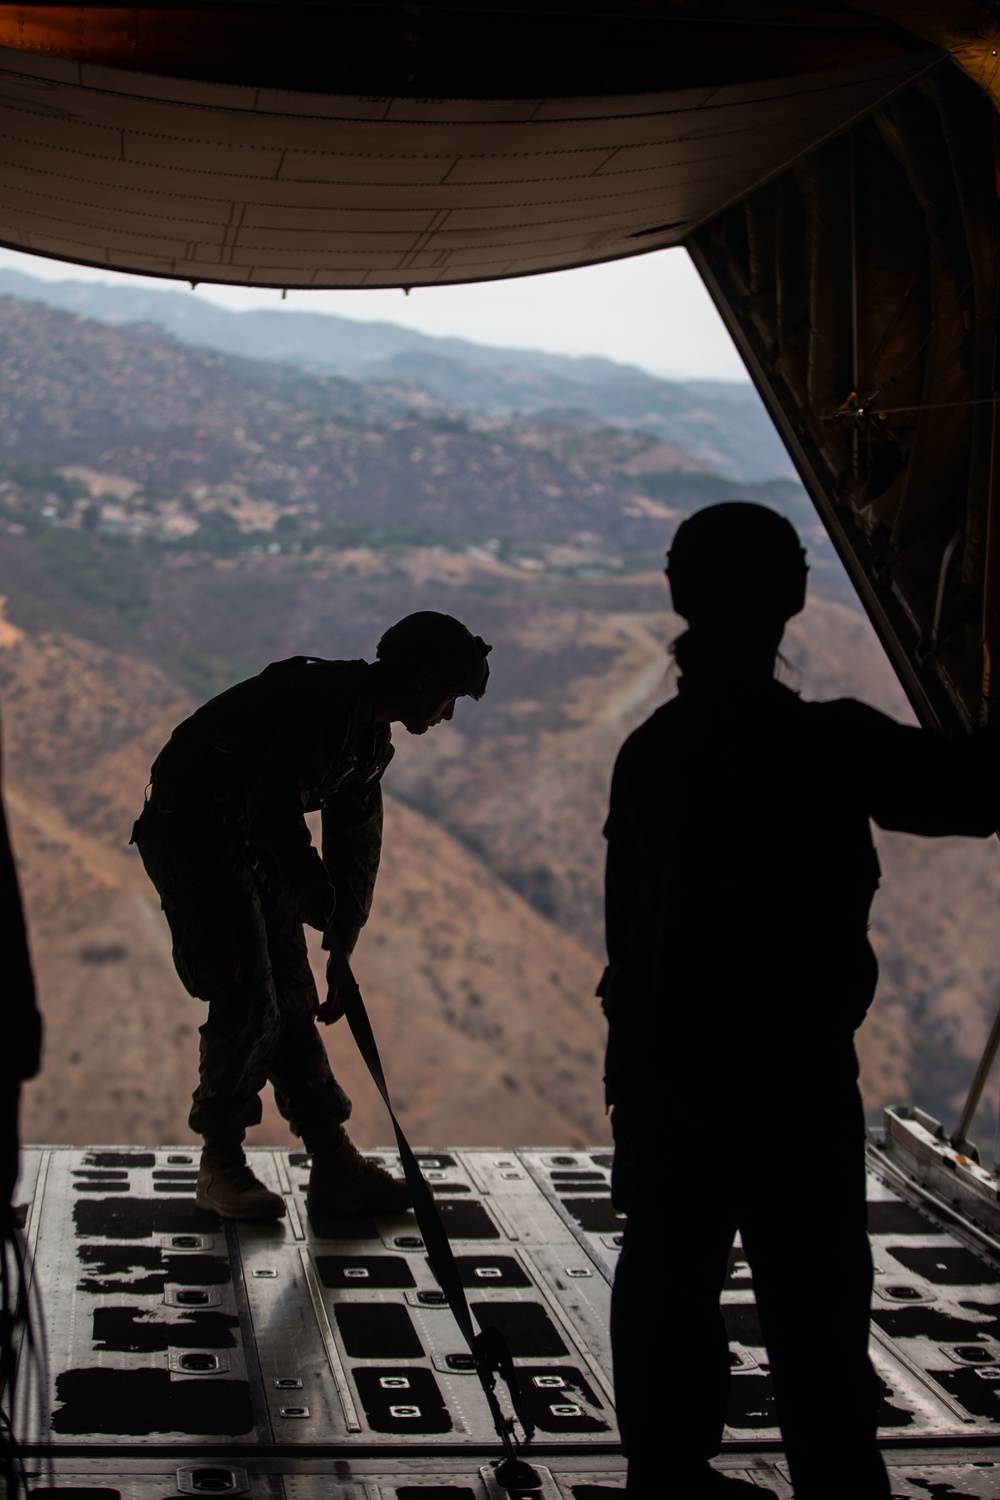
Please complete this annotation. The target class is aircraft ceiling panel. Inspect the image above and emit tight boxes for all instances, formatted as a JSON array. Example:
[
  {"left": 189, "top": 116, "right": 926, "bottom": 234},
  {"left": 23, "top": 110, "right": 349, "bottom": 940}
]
[
  {"left": 0, "top": 44, "right": 933, "bottom": 289},
  {"left": 528, "top": 87, "right": 720, "bottom": 122}
]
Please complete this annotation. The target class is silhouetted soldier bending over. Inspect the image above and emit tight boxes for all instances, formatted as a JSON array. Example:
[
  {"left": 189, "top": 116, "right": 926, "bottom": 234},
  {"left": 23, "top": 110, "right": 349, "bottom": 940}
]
[
  {"left": 134, "top": 612, "right": 490, "bottom": 1221},
  {"left": 602, "top": 504, "right": 999, "bottom": 1499}
]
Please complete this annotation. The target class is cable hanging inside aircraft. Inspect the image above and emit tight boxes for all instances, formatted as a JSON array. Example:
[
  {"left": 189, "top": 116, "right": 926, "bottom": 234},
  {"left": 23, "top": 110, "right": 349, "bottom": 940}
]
[
  {"left": 824, "top": 393, "right": 1000, "bottom": 423},
  {"left": 827, "top": 241, "right": 994, "bottom": 428}
]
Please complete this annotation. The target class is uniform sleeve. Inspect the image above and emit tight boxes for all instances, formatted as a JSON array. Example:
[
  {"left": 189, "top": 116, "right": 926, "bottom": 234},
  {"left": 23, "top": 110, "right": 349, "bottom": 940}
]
[
  {"left": 845, "top": 702, "right": 1000, "bottom": 837},
  {"left": 248, "top": 700, "right": 357, "bottom": 901},
  {"left": 601, "top": 730, "right": 667, "bottom": 1111},
  {"left": 603, "top": 741, "right": 644, "bottom": 972},
  {"left": 321, "top": 781, "right": 384, "bottom": 956},
  {"left": 0, "top": 781, "right": 41, "bottom": 1085},
  {"left": 250, "top": 793, "right": 327, "bottom": 898}
]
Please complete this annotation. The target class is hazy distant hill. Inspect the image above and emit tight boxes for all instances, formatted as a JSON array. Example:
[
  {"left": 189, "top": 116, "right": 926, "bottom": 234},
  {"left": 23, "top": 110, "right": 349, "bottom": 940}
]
[
  {"left": 0, "top": 296, "right": 823, "bottom": 596},
  {"left": 0, "top": 267, "right": 791, "bottom": 482}
]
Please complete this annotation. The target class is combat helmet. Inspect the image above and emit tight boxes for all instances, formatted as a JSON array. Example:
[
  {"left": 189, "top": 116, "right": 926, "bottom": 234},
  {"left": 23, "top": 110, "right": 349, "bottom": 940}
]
[
  {"left": 376, "top": 612, "right": 492, "bottom": 698},
  {"left": 665, "top": 502, "right": 808, "bottom": 625}
]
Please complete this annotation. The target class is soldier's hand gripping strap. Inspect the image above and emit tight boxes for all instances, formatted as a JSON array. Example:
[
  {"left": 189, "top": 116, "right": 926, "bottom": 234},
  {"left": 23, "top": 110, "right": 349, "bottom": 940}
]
[{"left": 325, "top": 935, "right": 535, "bottom": 1457}]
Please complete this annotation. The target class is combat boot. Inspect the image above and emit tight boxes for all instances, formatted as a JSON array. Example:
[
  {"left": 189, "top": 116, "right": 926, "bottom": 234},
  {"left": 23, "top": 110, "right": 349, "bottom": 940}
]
[
  {"left": 305, "top": 1126, "right": 411, "bottom": 1216},
  {"left": 196, "top": 1141, "right": 286, "bottom": 1221}
]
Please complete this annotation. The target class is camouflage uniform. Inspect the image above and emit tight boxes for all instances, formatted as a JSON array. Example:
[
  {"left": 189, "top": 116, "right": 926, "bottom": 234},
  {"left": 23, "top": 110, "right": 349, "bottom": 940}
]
[{"left": 132, "top": 657, "right": 393, "bottom": 1146}]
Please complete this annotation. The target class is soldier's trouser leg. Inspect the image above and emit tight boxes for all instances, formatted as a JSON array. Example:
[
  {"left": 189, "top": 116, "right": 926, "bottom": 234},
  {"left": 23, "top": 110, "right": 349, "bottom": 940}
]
[
  {"left": 257, "top": 879, "right": 352, "bottom": 1143},
  {"left": 742, "top": 1081, "right": 889, "bottom": 1500},
  {"left": 610, "top": 1108, "right": 736, "bottom": 1482},
  {"left": 254, "top": 892, "right": 409, "bottom": 1216},
  {"left": 191, "top": 986, "right": 278, "bottom": 1142},
  {"left": 178, "top": 868, "right": 280, "bottom": 1142},
  {"left": 134, "top": 816, "right": 286, "bottom": 1141}
]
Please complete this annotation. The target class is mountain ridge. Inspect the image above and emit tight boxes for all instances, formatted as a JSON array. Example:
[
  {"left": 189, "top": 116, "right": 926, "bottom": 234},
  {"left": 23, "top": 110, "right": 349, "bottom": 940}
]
[
  {"left": 0, "top": 267, "right": 791, "bottom": 482},
  {"left": 0, "top": 295, "right": 825, "bottom": 602},
  {"left": 0, "top": 266, "right": 732, "bottom": 386}
]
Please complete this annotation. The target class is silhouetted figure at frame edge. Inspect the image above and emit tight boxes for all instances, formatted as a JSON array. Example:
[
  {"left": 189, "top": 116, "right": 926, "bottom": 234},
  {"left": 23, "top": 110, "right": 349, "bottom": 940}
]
[
  {"left": 1, "top": 715, "right": 42, "bottom": 1223},
  {"left": 602, "top": 504, "right": 1000, "bottom": 1500},
  {"left": 133, "top": 612, "right": 490, "bottom": 1222}
]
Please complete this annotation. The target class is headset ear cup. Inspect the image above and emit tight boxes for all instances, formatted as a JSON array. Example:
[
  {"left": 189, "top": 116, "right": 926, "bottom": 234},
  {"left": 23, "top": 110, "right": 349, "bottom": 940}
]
[
  {"left": 785, "top": 551, "right": 808, "bottom": 618},
  {"left": 665, "top": 552, "right": 714, "bottom": 622},
  {"left": 665, "top": 565, "right": 687, "bottom": 620},
  {"left": 777, "top": 560, "right": 807, "bottom": 620},
  {"left": 789, "top": 572, "right": 807, "bottom": 619}
]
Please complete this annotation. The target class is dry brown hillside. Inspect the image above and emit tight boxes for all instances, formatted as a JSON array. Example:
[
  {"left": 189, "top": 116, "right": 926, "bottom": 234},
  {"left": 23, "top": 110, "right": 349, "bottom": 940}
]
[{"left": 7, "top": 579, "right": 1000, "bottom": 1153}]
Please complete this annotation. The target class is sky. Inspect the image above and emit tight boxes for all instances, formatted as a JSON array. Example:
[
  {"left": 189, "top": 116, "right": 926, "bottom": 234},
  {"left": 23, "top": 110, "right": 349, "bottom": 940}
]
[{"left": 0, "top": 244, "right": 748, "bottom": 382}]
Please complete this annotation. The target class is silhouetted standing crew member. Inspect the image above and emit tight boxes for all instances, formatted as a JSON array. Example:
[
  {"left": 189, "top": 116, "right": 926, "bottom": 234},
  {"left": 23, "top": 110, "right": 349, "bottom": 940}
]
[
  {"left": 1, "top": 711, "right": 43, "bottom": 1500},
  {"left": 134, "top": 612, "right": 491, "bottom": 1221},
  {"left": 1, "top": 713, "right": 41, "bottom": 1223},
  {"left": 602, "top": 504, "right": 999, "bottom": 1499}
]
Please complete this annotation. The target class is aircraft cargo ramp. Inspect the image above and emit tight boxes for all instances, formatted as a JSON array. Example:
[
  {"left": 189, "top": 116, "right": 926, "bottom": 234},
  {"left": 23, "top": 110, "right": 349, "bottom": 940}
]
[{"left": 13, "top": 1137, "right": 1000, "bottom": 1498}]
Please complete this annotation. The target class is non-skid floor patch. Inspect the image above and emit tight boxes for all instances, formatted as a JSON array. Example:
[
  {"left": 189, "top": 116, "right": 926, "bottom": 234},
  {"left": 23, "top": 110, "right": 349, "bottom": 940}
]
[
  {"left": 92, "top": 1306, "right": 238, "bottom": 1353},
  {"left": 73, "top": 1198, "right": 219, "bottom": 1239},
  {"left": 52, "top": 1368, "right": 253, "bottom": 1436}
]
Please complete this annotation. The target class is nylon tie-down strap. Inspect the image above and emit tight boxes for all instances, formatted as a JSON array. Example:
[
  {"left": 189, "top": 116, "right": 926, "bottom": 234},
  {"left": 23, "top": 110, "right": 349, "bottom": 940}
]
[{"left": 325, "top": 934, "right": 535, "bottom": 1460}]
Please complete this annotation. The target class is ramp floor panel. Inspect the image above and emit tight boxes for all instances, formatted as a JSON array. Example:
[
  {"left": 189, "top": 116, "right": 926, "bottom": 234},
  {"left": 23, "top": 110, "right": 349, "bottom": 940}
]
[{"left": 13, "top": 1145, "right": 1000, "bottom": 1491}]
